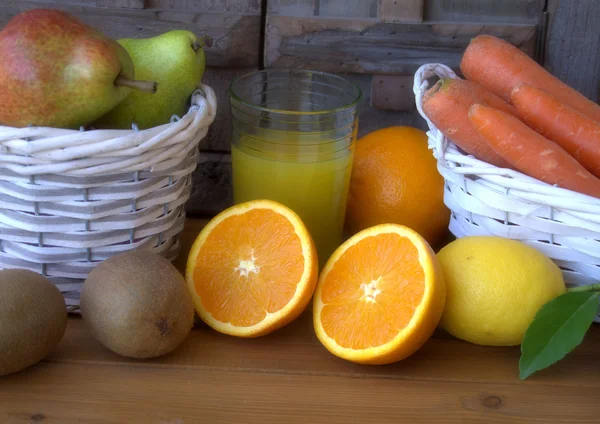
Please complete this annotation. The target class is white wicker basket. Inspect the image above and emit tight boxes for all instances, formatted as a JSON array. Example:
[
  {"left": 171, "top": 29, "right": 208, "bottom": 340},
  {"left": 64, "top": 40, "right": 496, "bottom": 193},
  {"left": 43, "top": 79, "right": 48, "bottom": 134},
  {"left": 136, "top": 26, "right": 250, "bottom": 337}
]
[
  {"left": 413, "top": 64, "right": 600, "bottom": 295},
  {"left": 0, "top": 84, "right": 217, "bottom": 312}
]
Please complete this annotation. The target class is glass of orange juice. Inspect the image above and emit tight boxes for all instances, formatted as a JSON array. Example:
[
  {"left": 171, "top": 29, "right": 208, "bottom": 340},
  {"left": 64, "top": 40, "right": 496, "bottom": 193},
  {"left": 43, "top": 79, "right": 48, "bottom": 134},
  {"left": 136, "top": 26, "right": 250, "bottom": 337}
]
[{"left": 229, "top": 70, "right": 361, "bottom": 265}]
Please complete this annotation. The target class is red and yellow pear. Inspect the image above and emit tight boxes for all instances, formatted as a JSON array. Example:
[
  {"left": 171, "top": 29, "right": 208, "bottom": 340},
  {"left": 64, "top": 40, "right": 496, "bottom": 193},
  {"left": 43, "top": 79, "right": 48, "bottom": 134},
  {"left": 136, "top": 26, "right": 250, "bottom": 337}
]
[{"left": 0, "top": 9, "right": 156, "bottom": 129}]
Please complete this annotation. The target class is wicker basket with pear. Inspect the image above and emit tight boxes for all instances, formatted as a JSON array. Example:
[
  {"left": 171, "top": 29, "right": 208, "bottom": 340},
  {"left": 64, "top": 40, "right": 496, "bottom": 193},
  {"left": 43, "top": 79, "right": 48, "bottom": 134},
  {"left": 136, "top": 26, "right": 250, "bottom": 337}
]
[{"left": 0, "top": 9, "right": 217, "bottom": 311}]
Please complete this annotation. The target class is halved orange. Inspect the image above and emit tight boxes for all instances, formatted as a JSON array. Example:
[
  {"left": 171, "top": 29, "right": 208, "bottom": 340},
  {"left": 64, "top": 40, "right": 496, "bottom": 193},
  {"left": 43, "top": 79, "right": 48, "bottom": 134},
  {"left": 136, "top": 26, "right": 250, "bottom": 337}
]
[
  {"left": 186, "top": 200, "right": 318, "bottom": 337},
  {"left": 313, "top": 224, "right": 446, "bottom": 364}
]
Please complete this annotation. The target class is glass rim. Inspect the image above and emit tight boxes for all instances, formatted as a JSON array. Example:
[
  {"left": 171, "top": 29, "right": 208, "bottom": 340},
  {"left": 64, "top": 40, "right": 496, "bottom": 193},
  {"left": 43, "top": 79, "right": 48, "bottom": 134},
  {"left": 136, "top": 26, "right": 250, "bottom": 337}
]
[{"left": 229, "top": 69, "right": 362, "bottom": 116}]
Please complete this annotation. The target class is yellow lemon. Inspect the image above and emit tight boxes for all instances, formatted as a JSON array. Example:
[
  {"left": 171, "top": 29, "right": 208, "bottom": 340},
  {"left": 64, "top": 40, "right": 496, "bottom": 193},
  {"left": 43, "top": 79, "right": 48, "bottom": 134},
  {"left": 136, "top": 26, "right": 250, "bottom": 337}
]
[{"left": 438, "top": 236, "right": 566, "bottom": 346}]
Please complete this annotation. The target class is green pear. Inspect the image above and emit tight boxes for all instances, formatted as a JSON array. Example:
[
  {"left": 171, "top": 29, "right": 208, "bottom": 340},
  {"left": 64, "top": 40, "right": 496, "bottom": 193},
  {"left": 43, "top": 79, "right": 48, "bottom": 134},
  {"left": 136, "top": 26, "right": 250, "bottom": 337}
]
[{"left": 94, "top": 30, "right": 211, "bottom": 130}]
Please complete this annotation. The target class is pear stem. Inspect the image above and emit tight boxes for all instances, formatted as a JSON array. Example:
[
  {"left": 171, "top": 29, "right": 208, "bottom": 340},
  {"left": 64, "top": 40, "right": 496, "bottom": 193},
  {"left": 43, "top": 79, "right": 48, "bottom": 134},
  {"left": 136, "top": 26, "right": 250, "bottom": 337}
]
[
  {"left": 192, "top": 35, "right": 213, "bottom": 52},
  {"left": 115, "top": 75, "right": 158, "bottom": 94}
]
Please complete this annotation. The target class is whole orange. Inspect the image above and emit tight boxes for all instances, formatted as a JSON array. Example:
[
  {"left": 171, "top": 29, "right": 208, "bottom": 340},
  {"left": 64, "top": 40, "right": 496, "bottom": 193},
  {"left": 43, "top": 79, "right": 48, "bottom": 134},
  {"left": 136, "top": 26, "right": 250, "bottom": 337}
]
[{"left": 345, "top": 126, "right": 450, "bottom": 246}]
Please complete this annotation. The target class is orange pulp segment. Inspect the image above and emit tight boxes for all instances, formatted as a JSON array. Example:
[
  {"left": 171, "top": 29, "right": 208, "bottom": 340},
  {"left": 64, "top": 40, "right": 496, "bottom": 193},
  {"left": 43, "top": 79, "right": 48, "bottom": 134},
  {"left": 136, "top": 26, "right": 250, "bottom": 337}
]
[
  {"left": 313, "top": 224, "right": 445, "bottom": 364},
  {"left": 186, "top": 200, "right": 318, "bottom": 337}
]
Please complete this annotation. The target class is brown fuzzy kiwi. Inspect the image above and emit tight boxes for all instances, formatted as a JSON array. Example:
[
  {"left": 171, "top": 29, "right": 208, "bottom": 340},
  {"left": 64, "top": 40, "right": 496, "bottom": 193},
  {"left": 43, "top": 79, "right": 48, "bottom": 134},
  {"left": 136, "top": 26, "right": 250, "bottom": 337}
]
[
  {"left": 80, "top": 251, "right": 194, "bottom": 359},
  {"left": 0, "top": 269, "right": 67, "bottom": 376}
]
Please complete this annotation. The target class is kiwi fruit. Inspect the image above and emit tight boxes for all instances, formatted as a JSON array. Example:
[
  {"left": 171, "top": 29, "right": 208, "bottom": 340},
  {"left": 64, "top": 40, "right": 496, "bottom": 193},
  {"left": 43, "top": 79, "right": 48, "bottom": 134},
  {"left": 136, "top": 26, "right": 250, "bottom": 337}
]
[
  {"left": 0, "top": 269, "right": 67, "bottom": 377},
  {"left": 80, "top": 251, "right": 194, "bottom": 359}
]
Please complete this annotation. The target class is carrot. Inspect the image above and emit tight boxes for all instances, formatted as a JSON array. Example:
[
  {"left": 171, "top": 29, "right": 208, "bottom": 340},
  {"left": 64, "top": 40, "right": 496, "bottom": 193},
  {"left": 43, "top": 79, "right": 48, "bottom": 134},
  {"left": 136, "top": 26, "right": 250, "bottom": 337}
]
[
  {"left": 510, "top": 84, "right": 600, "bottom": 179},
  {"left": 461, "top": 35, "right": 600, "bottom": 123},
  {"left": 468, "top": 103, "right": 600, "bottom": 198},
  {"left": 422, "top": 77, "right": 515, "bottom": 168}
]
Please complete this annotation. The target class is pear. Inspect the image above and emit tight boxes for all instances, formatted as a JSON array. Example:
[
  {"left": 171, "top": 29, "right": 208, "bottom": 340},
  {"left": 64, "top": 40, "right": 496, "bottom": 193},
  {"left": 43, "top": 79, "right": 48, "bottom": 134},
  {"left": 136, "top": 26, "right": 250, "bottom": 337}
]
[
  {"left": 94, "top": 30, "right": 211, "bottom": 130},
  {"left": 0, "top": 9, "right": 156, "bottom": 129}
]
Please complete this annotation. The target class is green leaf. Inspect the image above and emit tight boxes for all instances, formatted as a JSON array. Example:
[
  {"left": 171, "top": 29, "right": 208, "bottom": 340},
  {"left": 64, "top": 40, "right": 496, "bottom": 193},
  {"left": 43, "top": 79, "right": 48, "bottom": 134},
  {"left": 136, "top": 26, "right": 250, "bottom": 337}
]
[{"left": 519, "top": 291, "right": 599, "bottom": 380}]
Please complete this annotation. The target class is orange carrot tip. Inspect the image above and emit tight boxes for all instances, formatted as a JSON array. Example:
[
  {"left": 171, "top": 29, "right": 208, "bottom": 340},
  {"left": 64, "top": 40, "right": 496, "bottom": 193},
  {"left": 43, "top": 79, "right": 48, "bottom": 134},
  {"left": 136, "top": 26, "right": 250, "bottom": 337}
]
[
  {"left": 468, "top": 103, "right": 600, "bottom": 199},
  {"left": 461, "top": 35, "right": 600, "bottom": 123},
  {"left": 509, "top": 83, "right": 600, "bottom": 179}
]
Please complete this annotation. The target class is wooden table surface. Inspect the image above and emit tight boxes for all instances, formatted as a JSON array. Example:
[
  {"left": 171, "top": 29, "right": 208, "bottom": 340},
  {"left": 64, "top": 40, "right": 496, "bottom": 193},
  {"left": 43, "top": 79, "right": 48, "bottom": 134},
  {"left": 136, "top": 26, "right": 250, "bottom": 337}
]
[{"left": 1, "top": 219, "right": 599, "bottom": 423}]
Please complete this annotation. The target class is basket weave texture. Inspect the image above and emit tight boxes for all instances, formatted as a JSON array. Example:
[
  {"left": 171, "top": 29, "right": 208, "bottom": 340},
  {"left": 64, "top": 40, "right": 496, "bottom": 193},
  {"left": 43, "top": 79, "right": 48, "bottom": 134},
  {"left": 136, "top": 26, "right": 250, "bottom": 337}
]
[
  {"left": 413, "top": 64, "right": 600, "bottom": 295},
  {"left": 0, "top": 84, "right": 217, "bottom": 312}
]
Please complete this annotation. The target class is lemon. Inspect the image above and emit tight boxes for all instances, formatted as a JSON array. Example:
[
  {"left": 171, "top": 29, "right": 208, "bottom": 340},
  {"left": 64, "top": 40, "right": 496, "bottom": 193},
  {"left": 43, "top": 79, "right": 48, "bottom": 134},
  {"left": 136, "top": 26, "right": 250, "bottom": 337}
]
[{"left": 437, "top": 236, "right": 566, "bottom": 346}]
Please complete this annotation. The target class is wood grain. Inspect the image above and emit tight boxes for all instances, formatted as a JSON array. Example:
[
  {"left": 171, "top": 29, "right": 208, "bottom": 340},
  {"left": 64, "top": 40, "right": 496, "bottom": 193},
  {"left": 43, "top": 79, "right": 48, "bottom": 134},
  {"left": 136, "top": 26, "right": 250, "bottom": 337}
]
[
  {"left": 2, "top": 355, "right": 599, "bottom": 423},
  {"left": 424, "top": 0, "right": 543, "bottom": 23},
  {"left": 0, "top": 219, "right": 599, "bottom": 423},
  {"left": 145, "top": 0, "right": 262, "bottom": 13},
  {"left": 96, "top": 0, "right": 146, "bottom": 8},
  {"left": 187, "top": 67, "right": 250, "bottom": 215},
  {"left": 268, "top": 0, "right": 377, "bottom": 17},
  {"left": 22, "top": 0, "right": 262, "bottom": 13},
  {"left": 187, "top": 151, "right": 233, "bottom": 216},
  {"left": 371, "top": 75, "right": 415, "bottom": 111},
  {"left": 2, "top": 354, "right": 600, "bottom": 423},
  {"left": 264, "top": 16, "right": 537, "bottom": 74},
  {"left": 372, "top": 0, "right": 421, "bottom": 110},
  {"left": 358, "top": 106, "right": 427, "bottom": 134},
  {"left": 378, "top": 0, "right": 423, "bottom": 23},
  {"left": 544, "top": 0, "right": 600, "bottom": 102},
  {"left": 318, "top": 0, "right": 376, "bottom": 17},
  {"left": 267, "top": 0, "right": 318, "bottom": 16},
  {"left": 51, "top": 313, "right": 600, "bottom": 389},
  {"left": 197, "top": 67, "right": 258, "bottom": 152}
]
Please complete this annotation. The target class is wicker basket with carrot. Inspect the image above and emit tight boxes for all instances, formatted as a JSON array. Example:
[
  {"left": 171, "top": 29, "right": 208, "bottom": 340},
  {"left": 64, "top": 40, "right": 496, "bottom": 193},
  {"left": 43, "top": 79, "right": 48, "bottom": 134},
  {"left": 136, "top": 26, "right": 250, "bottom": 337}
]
[{"left": 413, "top": 35, "right": 600, "bottom": 297}]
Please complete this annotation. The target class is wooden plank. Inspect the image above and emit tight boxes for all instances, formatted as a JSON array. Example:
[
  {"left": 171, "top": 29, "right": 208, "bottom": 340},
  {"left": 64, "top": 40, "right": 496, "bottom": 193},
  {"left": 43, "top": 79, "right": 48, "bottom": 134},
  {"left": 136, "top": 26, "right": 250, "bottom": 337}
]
[
  {"left": 265, "top": 16, "right": 537, "bottom": 74},
  {"left": 174, "top": 218, "right": 210, "bottom": 267},
  {"left": 1, "top": 219, "right": 599, "bottom": 422},
  {"left": 197, "top": 67, "right": 257, "bottom": 152},
  {"left": 187, "top": 151, "right": 233, "bottom": 216},
  {"left": 145, "top": 0, "right": 262, "bottom": 13},
  {"left": 268, "top": 0, "right": 377, "bottom": 17},
  {"left": 96, "top": 0, "right": 145, "bottom": 8},
  {"left": 2, "top": 357, "right": 600, "bottom": 423},
  {"left": 15, "top": 0, "right": 261, "bottom": 13},
  {"left": 424, "top": 0, "right": 543, "bottom": 24},
  {"left": 344, "top": 73, "right": 427, "bottom": 128},
  {"left": 47, "top": 315, "right": 600, "bottom": 388},
  {"left": 8, "top": 0, "right": 99, "bottom": 6},
  {"left": 0, "top": 1, "right": 261, "bottom": 67},
  {"left": 371, "top": 75, "right": 415, "bottom": 110},
  {"left": 544, "top": 0, "right": 600, "bottom": 102},
  {"left": 318, "top": 0, "right": 377, "bottom": 18},
  {"left": 268, "top": 0, "right": 317, "bottom": 16},
  {"left": 378, "top": 0, "right": 423, "bottom": 23},
  {"left": 371, "top": 1, "right": 423, "bottom": 110},
  {"left": 358, "top": 107, "right": 426, "bottom": 134}
]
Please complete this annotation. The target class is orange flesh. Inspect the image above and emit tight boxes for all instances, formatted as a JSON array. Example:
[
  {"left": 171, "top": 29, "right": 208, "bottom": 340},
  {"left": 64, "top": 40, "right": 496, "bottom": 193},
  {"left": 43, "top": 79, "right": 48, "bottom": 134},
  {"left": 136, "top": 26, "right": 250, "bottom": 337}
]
[
  {"left": 193, "top": 209, "right": 304, "bottom": 327},
  {"left": 320, "top": 233, "right": 425, "bottom": 350}
]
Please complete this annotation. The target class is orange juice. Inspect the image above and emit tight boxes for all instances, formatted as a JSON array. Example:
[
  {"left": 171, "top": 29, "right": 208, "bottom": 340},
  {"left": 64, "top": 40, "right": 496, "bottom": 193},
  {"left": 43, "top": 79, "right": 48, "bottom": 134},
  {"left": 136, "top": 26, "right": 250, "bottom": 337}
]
[
  {"left": 232, "top": 134, "right": 354, "bottom": 262},
  {"left": 229, "top": 69, "right": 361, "bottom": 265}
]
